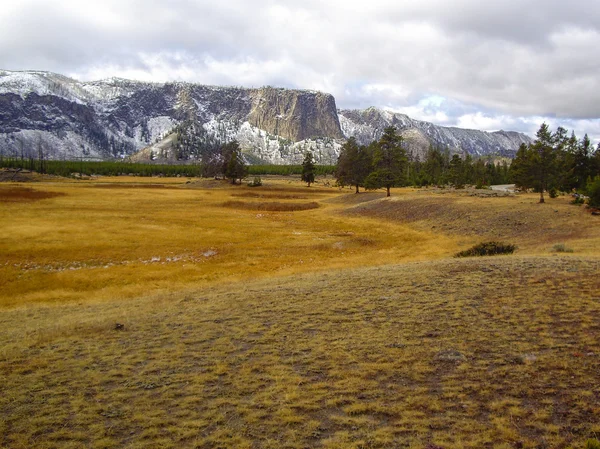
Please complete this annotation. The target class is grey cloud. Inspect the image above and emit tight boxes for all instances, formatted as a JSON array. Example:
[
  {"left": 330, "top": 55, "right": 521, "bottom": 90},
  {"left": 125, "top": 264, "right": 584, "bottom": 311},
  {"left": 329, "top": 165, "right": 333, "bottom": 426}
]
[{"left": 1, "top": 0, "right": 600, "bottom": 129}]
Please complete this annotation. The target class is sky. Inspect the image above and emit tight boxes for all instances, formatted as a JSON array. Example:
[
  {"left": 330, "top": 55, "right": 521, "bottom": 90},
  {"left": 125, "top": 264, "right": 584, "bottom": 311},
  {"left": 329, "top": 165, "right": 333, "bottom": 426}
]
[{"left": 1, "top": 0, "right": 599, "bottom": 141}]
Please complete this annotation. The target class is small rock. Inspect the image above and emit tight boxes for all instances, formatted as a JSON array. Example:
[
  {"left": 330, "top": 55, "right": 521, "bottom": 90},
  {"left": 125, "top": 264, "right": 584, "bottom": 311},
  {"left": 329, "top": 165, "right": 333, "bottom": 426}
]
[
  {"left": 114, "top": 323, "right": 125, "bottom": 331},
  {"left": 434, "top": 349, "right": 466, "bottom": 362}
]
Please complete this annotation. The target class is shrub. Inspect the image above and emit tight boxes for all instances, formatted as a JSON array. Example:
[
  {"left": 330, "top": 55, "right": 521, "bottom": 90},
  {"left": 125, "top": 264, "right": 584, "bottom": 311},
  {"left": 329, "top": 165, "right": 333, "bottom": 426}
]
[
  {"left": 248, "top": 176, "right": 262, "bottom": 187},
  {"left": 454, "top": 241, "right": 516, "bottom": 258},
  {"left": 571, "top": 196, "right": 585, "bottom": 205},
  {"left": 549, "top": 187, "right": 558, "bottom": 198},
  {"left": 586, "top": 439, "right": 600, "bottom": 449},
  {"left": 551, "top": 243, "right": 573, "bottom": 253},
  {"left": 586, "top": 176, "right": 600, "bottom": 208}
]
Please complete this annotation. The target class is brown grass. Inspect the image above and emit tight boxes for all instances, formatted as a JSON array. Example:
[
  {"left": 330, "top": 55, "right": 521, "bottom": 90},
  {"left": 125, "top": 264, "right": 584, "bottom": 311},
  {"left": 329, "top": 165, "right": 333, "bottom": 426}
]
[
  {"left": 343, "top": 191, "right": 600, "bottom": 254},
  {"left": 231, "top": 192, "right": 309, "bottom": 199},
  {"left": 1, "top": 178, "right": 600, "bottom": 448},
  {"left": 222, "top": 200, "right": 320, "bottom": 211},
  {"left": 0, "top": 185, "right": 66, "bottom": 202},
  {"left": 1, "top": 256, "right": 599, "bottom": 448},
  {"left": 93, "top": 183, "right": 179, "bottom": 189}
]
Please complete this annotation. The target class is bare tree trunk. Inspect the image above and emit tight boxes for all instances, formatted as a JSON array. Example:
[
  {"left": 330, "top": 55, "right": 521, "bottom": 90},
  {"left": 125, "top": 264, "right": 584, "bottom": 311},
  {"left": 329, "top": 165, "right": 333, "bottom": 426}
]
[
  {"left": 386, "top": 186, "right": 391, "bottom": 197},
  {"left": 355, "top": 184, "right": 359, "bottom": 194},
  {"left": 539, "top": 190, "right": 545, "bottom": 203}
]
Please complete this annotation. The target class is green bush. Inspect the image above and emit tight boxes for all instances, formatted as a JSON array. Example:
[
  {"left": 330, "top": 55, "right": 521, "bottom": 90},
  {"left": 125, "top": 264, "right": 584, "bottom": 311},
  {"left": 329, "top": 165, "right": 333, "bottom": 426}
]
[
  {"left": 586, "top": 177, "right": 600, "bottom": 208},
  {"left": 549, "top": 187, "right": 558, "bottom": 198},
  {"left": 455, "top": 241, "right": 516, "bottom": 258},
  {"left": 551, "top": 243, "right": 573, "bottom": 253},
  {"left": 585, "top": 439, "right": 600, "bottom": 449},
  {"left": 248, "top": 176, "right": 262, "bottom": 187},
  {"left": 571, "top": 196, "right": 585, "bottom": 205}
]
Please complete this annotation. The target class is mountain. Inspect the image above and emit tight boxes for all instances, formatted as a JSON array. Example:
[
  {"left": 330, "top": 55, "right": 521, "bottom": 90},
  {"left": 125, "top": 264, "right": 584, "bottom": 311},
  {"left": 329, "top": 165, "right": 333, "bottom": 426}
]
[
  {"left": 339, "top": 107, "right": 532, "bottom": 159},
  {"left": 0, "top": 70, "right": 531, "bottom": 164}
]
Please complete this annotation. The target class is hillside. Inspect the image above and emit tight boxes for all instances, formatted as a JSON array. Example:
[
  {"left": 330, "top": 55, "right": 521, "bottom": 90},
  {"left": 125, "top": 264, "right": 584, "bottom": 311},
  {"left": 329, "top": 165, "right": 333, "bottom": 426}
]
[
  {"left": 0, "top": 70, "right": 531, "bottom": 164},
  {"left": 339, "top": 107, "right": 532, "bottom": 159}
]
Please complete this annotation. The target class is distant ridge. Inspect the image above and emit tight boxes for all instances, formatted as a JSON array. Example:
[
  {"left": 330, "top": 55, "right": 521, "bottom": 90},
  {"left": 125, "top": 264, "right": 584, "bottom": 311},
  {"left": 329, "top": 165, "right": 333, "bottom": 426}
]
[{"left": 0, "top": 70, "right": 531, "bottom": 163}]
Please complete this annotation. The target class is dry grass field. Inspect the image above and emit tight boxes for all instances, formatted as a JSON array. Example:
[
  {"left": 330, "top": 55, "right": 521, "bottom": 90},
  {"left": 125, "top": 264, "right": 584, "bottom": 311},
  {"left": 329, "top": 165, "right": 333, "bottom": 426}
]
[{"left": 1, "top": 175, "right": 599, "bottom": 448}]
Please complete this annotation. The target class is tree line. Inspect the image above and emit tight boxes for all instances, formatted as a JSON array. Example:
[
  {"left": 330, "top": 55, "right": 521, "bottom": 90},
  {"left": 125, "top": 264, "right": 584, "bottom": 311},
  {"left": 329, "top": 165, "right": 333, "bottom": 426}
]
[
  {"left": 510, "top": 123, "right": 600, "bottom": 203},
  {"left": 0, "top": 148, "right": 334, "bottom": 179},
  {"left": 335, "top": 126, "right": 511, "bottom": 195},
  {"left": 334, "top": 124, "right": 600, "bottom": 200}
]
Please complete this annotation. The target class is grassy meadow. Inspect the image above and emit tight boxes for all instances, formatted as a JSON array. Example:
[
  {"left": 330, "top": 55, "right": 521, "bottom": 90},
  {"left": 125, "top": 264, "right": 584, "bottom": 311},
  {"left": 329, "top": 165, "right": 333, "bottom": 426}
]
[{"left": 1, "top": 173, "right": 599, "bottom": 448}]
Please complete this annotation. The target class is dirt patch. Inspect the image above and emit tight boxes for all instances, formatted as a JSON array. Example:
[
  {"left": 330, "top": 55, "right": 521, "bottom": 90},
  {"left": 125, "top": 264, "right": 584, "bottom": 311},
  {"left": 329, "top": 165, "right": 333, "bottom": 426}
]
[
  {"left": 231, "top": 192, "right": 308, "bottom": 200},
  {"left": 324, "top": 192, "right": 387, "bottom": 205},
  {"left": 222, "top": 200, "right": 320, "bottom": 212},
  {"left": 0, "top": 186, "right": 66, "bottom": 202},
  {"left": 93, "top": 183, "right": 178, "bottom": 189}
]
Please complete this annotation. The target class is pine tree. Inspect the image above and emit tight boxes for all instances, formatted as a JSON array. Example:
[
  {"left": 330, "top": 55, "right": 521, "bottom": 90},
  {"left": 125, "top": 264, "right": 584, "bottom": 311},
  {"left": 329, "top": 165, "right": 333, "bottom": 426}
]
[
  {"left": 448, "top": 154, "right": 465, "bottom": 188},
  {"left": 222, "top": 140, "right": 247, "bottom": 184},
  {"left": 529, "top": 123, "right": 558, "bottom": 203},
  {"left": 301, "top": 152, "right": 316, "bottom": 187},
  {"left": 572, "top": 134, "right": 593, "bottom": 190},
  {"left": 335, "top": 137, "right": 372, "bottom": 193},
  {"left": 364, "top": 127, "right": 407, "bottom": 197},
  {"left": 509, "top": 144, "right": 527, "bottom": 188}
]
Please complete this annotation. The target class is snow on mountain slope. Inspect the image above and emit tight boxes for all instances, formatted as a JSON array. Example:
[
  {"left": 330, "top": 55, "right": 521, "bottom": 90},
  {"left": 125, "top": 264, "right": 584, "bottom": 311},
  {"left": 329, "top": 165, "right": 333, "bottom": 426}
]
[
  {"left": 339, "top": 107, "right": 532, "bottom": 158},
  {"left": 0, "top": 70, "right": 531, "bottom": 164}
]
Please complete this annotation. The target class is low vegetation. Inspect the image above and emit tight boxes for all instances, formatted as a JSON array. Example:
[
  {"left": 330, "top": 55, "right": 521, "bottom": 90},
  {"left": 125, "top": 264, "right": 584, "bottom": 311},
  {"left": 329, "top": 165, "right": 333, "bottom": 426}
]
[
  {"left": 1, "top": 174, "right": 599, "bottom": 448},
  {"left": 222, "top": 200, "right": 320, "bottom": 211},
  {"left": 0, "top": 158, "right": 336, "bottom": 178},
  {"left": 454, "top": 241, "right": 516, "bottom": 258},
  {"left": 552, "top": 243, "right": 574, "bottom": 253}
]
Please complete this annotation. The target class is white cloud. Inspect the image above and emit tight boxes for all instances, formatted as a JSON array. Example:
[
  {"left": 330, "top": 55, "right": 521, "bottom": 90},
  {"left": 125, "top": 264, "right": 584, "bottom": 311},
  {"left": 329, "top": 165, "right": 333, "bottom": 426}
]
[{"left": 1, "top": 0, "right": 600, "bottom": 137}]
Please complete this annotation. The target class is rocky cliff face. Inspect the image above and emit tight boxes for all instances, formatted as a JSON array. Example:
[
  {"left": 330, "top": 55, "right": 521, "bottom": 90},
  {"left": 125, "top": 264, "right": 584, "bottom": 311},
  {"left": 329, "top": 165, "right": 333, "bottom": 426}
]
[
  {"left": 0, "top": 70, "right": 343, "bottom": 164},
  {"left": 0, "top": 70, "right": 531, "bottom": 164},
  {"left": 248, "top": 87, "right": 343, "bottom": 142}
]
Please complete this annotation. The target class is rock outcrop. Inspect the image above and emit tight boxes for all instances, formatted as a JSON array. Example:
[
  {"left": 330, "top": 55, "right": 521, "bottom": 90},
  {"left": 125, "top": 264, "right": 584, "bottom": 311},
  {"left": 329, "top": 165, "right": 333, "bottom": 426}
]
[{"left": 248, "top": 87, "right": 343, "bottom": 142}]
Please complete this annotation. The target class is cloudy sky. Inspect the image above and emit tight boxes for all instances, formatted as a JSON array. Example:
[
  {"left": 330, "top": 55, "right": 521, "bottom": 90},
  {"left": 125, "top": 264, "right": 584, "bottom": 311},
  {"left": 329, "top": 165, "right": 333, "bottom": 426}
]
[{"left": 1, "top": 0, "right": 599, "bottom": 141}]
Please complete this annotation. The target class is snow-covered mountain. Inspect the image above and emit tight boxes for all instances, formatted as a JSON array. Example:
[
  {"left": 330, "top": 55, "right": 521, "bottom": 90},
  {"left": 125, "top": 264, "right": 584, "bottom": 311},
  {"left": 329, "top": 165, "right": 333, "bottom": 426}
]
[
  {"left": 0, "top": 70, "right": 531, "bottom": 164},
  {"left": 339, "top": 107, "right": 532, "bottom": 159}
]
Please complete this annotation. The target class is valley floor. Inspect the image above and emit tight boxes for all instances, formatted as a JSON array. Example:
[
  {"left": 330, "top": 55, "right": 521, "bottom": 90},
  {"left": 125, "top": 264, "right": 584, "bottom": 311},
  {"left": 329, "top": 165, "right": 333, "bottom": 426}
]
[{"left": 1, "top": 176, "right": 599, "bottom": 448}]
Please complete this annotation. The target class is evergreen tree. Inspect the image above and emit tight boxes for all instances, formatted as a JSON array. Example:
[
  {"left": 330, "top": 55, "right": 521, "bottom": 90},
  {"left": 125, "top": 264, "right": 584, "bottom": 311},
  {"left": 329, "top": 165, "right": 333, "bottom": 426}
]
[
  {"left": 448, "top": 154, "right": 465, "bottom": 188},
  {"left": 335, "top": 137, "right": 372, "bottom": 193},
  {"left": 511, "top": 124, "right": 561, "bottom": 202},
  {"left": 423, "top": 146, "right": 449, "bottom": 186},
  {"left": 572, "top": 134, "right": 593, "bottom": 190},
  {"left": 463, "top": 154, "right": 475, "bottom": 185},
  {"left": 301, "top": 152, "right": 316, "bottom": 187},
  {"left": 364, "top": 126, "right": 407, "bottom": 197},
  {"left": 222, "top": 140, "right": 247, "bottom": 184},
  {"left": 529, "top": 123, "right": 559, "bottom": 203},
  {"left": 473, "top": 158, "right": 487, "bottom": 187}
]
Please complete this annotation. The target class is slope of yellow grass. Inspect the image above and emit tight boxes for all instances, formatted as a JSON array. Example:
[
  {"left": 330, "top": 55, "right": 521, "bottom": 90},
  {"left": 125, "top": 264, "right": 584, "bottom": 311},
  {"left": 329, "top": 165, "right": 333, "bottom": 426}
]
[
  {"left": 1, "top": 256, "right": 599, "bottom": 448},
  {"left": 1, "top": 177, "right": 599, "bottom": 448},
  {"left": 0, "top": 178, "right": 457, "bottom": 307}
]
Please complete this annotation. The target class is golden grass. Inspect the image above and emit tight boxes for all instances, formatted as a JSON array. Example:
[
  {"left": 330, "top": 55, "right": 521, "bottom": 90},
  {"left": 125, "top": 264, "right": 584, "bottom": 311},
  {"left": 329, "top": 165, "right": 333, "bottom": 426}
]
[
  {"left": 1, "top": 177, "right": 600, "bottom": 448},
  {"left": 344, "top": 189, "right": 600, "bottom": 255},
  {"left": 1, "top": 256, "right": 599, "bottom": 448},
  {"left": 0, "top": 178, "right": 457, "bottom": 308}
]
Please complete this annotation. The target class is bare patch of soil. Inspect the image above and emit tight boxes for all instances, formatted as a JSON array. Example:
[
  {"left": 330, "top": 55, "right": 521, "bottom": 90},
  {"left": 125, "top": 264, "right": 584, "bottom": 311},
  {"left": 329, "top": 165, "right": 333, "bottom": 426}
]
[
  {"left": 222, "top": 200, "right": 320, "bottom": 212},
  {"left": 0, "top": 186, "right": 66, "bottom": 202}
]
